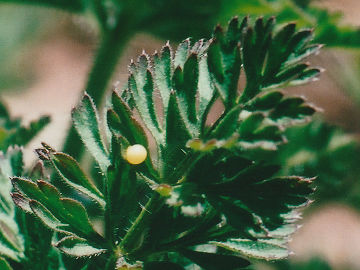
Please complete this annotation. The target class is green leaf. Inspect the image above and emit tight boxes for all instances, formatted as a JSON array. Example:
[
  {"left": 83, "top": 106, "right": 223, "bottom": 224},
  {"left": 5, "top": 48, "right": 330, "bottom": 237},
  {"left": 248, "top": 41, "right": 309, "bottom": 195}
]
[
  {"left": 270, "top": 97, "right": 316, "bottom": 121},
  {"left": 153, "top": 43, "right": 173, "bottom": 110},
  {"left": 10, "top": 193, "right": 32, "bottom": 213},
  {"left": 181, "top": 249, "right": 250, "bottom": 270},
  {"left": 0, "top": 243, "right": 21, "bottom": 262},
  {"left": 206, "top": 195, "right": 261, "bottom": 238},
  {"left": 60, "top": 198, "right": 97, "bottom": 236},
  {"left": 55, "top": 237, "right": 106, "bottom": 258},
  {"left": 162, "top": 91, "right": 192, "bottom": 180},
  {"left": 29, "top": 200, "right": 70, "bottom": 234},
  {"left": 207, "top": 173, "right": 313, "bottom": 230},
  {"left": 173, "top": 53, "right": 199, "bottom": 125},
  {"left": 128, "top": 53, "right": 162, "bottom": 141},
  {"left": 245, "top": 91, "right": 284, "bottom": 111},
  {"left": 20, "top": 212, "right": 59, "bottom": 270},
  {"left": 0, "top": 217, "right": 23, "bottom": 262},
  {"left": 244, "top": 91, "right": 316, "bottom": 126},
  {"left": 174, "top": 39, "right": 191, "bottom": 68},
  {"left": 209, "top": 105, "right": 242, "bottom": 140},
  {"left": 0, "top": 257, "right": 12, "bottom": 270},
  {"left": 110, "top": 91, "right": 149, "bottom": 147},
  {"left": 233, "top": 17, "right": 320, "bottom": 102},
  {"left": 276, "top": 119, "right": 360, "bottom": 204},
  {"left": 0, "top": 147, "right": 23, "bottom": 215},
  {"left": 197, "top": 46, "right": 217, "bottom": 129},
  {"left": 211, "top": 239, "right": 289, "bottom": 260},
  {"left": 50, "top": 152, "right": 105, "bottom": 207},
  {"left": 208, "top": 17, "right": 244, "bottom": 108},
  {"left": 72, "top": 93, "right": 110, "bottom": 174},
  {"left": 106, "top": 154, "right": 137, "bottom": 240},
  {"left": 144, "top": 261, "right": 185, "bottom": 270},
  {"left": 0, "top": 220, "right": 23, "bottom": 253},
  {"left": 241, "top": 17, "right": 274, "bottom": 102},
  {"left": 11, "top": 177, "right": 100, "bottom": 239},
  {"left": 5, "top": 116, "right": 50, "bottom": 147}
]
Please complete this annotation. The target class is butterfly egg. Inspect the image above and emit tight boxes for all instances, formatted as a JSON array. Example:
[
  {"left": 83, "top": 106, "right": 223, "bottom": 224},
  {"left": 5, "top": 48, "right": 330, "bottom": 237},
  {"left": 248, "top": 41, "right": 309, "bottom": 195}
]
[{"left": 126, "top": 144, "right": 147, "bottom": 165}]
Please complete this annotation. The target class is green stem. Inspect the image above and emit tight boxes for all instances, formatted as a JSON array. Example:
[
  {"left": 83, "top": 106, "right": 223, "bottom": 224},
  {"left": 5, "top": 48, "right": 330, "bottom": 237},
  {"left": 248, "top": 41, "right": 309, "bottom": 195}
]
[
  {"left": 104, "top": 254, "right": 117, "bottom": 270},
  {"left": 62, "top": 19, "right": 132, "bottom": 158},
  {"left": 119, "top": 193, "right": 163, "bottom": 255}
]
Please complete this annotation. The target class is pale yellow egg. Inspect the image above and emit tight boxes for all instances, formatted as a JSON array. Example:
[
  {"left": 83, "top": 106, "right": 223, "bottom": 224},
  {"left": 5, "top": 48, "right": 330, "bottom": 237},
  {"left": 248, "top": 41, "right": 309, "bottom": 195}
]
[{"left": 126, "top": 144, "right": 147, "bottom": 165}]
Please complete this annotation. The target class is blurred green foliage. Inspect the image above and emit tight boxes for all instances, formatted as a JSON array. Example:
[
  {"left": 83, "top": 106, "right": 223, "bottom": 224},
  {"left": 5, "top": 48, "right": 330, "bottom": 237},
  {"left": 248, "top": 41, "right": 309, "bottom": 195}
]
[
  {"left": 0, "top": 5, "right": 44, "bottom": 91},
  {"left": 276, "top": 119, "right": 360, "bottom": 206},
  {"left": 1, "top": 0, "right": 360, "bottom": 95},
  {"left": 219, "top": 0, "right": 360, "bottom": 48},
  {"left": 270, "top": 258, "right": 333, "bottom": 270}
]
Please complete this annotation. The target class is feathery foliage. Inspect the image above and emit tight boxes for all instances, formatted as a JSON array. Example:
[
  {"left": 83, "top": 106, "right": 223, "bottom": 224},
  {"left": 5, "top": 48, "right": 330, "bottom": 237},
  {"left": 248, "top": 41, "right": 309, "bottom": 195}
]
[{"left": 6, "top": 17, "right": 322, "bottom": 269}]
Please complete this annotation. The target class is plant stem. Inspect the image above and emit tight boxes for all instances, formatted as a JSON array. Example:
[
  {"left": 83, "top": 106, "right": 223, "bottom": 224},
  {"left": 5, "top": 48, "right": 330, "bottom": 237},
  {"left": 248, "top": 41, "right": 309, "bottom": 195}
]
[
  {"left": 119, "top": 193, "right": 163, "bottom": 255},
  {"left": 62, "top": 19, "right": 132, "bottom": 159}
]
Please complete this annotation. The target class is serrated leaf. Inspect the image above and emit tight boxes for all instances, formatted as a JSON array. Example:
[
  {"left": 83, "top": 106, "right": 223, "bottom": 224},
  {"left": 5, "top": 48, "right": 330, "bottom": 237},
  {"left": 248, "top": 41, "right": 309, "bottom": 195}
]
[
  {"left": 198, "top": 51, "right": 216, "bottom": 129},
  {"left": 262, "top": 22, "right": 297, "bottom": 82},
  {"left": 11, "top": 177, "right": 43, "bottom": 203},
  {"left": 208, "top": 17, "right": 247, "bottom": 108},
  {"left": 244, "top": 92, "right": 316, "bottom": 127},
  {"left": 181, "top": 249, "right": 250, "bottom": 270},
  {"left": 60, "top": 198, "right": 96, "bottom": 236},
  {"left": 128, "top": 54, "right": 162, "bottom": 141},
  {"left": 288, "top": 68, "right": 320, "bottom": 86},
  {"left": 174, "top": 39, "right": 191, "bottom": 68},
  {"left": 12, "top": 177, "right": 100, "bottom": 239},
  {"left": 108, "top": 100, "right": 157, "bottom": 178},
  {"left": 162, "top": 91, "right": 192, "bottom": 180},
  {"left": 107, "top": 98, "right": 157, "bottom": 179},
  {"left": 50, "top": 152, "right": 105, "bottom": 206},
  {"left": 29, "top": 200, "right": 70, "bottom": 234},
  {"left": 270, "top": 97, "right": 315, "bottom": 120},
  {"left": 173, "top": 53, "right": 199, "bottom": 125},
  {"left": 208, "top": 175, "right": 313, "bottom": 230},
  {"left": 153, "top": 43, "right": 173, "bottom": 110},
  {"left": 241, "top": 18, "right": 274, "bottom": 102},
  {"left": 211, "top": 239, "right": 289, "bottom": 260},
  {"left": 55, "top": 237, "right": 106, "bottom": 258},
  {"left": 235, "top": 17, "right": 320, "bottom": 102},
  {"left": 72, "top": 93, "right": 110, "bottom": 174},
  {"left": 10, "top": 193, "right": 32, "bottom": 213}
]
